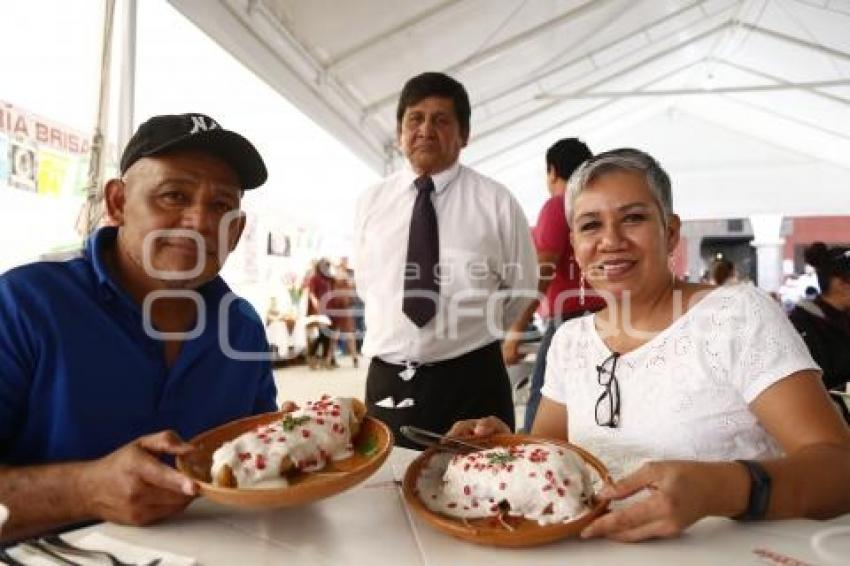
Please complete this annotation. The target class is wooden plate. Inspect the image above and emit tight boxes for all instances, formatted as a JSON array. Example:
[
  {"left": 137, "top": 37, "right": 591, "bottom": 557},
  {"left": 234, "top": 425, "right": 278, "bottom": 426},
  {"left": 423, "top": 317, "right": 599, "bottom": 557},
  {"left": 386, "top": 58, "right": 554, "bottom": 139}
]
[
  {"left": 402, "top": 434, "right": 612, "bottom": 547},
  {"left": 176, "top": 400, "right": 392, "bottom": 508}
]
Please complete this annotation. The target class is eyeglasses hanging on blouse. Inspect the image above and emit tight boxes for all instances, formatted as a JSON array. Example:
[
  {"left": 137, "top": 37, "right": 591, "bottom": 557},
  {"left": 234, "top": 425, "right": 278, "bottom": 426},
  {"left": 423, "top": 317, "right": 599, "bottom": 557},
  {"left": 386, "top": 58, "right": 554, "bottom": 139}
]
[{"left": 595, "top": 351, "right": 621, "bottom": 428}]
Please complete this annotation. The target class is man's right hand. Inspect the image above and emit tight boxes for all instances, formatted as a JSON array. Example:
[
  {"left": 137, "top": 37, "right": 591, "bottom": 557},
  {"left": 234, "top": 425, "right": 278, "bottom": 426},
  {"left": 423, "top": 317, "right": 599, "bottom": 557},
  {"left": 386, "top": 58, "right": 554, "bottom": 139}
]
[
  {"left": 501, "top": 334, "right": 526, "bottom": 366},
  {"left": 80, "top": 431, "right": 197, "bottom": 526}
]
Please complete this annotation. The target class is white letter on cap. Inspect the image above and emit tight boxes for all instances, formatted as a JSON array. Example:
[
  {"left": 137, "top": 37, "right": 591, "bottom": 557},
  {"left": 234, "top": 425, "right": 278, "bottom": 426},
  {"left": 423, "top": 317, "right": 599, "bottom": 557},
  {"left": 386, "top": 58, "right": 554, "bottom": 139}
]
[{"left": 190, "top": 116, "right": 219, "bottom": 134}]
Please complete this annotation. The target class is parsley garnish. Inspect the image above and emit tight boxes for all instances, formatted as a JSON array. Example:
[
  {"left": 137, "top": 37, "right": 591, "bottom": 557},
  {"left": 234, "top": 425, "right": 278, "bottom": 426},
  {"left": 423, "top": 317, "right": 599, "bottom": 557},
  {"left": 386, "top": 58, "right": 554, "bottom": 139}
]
[
  {"left": 357, "top": 434, "right": 378, "bottom": 457},
  {"left": 281, "top": 414, "right": 311, "bottom": 431},
  {"left": 486, "top": 451, "right": 516, "bottom": 466}
]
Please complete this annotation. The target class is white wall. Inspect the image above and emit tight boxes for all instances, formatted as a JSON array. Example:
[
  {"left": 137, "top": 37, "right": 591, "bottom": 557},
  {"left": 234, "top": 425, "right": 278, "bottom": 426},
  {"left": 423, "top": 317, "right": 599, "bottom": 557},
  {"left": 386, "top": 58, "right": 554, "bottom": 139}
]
[{"left": 0, "top": 188, "right": 82, "bottom": 274}]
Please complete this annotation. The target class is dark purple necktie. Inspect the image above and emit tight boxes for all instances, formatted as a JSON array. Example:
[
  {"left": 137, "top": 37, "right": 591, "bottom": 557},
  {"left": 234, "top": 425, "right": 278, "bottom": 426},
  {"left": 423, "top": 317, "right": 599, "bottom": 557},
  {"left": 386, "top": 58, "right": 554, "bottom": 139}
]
[{"left": 403, "top": 175, "right": 439, "bottom": 327}]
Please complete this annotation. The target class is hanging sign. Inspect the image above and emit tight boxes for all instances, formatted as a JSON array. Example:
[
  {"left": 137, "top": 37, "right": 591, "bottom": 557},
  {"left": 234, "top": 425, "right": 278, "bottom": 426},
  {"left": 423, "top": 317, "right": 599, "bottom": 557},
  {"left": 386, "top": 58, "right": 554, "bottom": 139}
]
[{"left": 0, "top": 100, "right": 93, "bottom": 197}]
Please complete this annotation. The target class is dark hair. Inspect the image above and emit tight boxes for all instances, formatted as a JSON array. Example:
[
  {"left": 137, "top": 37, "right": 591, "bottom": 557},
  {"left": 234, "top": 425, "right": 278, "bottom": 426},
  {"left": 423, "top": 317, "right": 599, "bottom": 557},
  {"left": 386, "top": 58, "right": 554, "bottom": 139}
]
[
  {"left": 710, "top": 258, "right": 735, "bottom": 286},
  {"left": 803, "top": 242, "right": 850, "bottom": 294},
  {"left": 396, "top": 72, "right": 471, "bottom": 140},
  {"left": 546, "top": 138, "right": 592, "bottom": 181}
]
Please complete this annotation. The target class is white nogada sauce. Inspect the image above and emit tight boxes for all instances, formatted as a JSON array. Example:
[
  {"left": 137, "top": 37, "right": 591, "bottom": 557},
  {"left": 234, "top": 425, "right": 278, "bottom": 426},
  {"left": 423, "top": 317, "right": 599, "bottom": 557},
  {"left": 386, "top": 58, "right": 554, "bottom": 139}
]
[
  {"left": 417, "top": 444, "right": 592, "bottom": 526},
  {"left": 211, "top": 395, "right": 356, "bottom": 488}
]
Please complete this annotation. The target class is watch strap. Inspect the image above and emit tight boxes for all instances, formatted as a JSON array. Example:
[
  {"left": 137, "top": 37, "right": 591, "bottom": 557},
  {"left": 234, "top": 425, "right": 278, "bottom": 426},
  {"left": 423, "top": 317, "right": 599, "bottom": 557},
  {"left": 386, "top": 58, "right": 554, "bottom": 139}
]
[{"left": 734, "top": 459, "right": 772, "bottom": 521}]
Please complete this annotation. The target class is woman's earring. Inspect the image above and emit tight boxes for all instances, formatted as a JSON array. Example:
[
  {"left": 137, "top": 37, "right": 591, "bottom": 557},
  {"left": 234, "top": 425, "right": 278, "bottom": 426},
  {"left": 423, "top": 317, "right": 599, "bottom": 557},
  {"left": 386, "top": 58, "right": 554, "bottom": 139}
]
[{"left": 579, "top": 274, "right": 586, "bottom": 306}]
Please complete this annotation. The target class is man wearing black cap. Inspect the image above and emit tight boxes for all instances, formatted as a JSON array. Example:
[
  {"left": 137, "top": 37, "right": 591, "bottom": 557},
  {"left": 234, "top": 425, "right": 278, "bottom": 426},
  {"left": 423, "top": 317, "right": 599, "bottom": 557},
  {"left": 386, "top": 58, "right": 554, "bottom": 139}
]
[
  {"left": 0, "top": 114, "right": 279, "bottom": 540},
  {"left": 502, "top": 138, "right": 603, "bottom": 432}
]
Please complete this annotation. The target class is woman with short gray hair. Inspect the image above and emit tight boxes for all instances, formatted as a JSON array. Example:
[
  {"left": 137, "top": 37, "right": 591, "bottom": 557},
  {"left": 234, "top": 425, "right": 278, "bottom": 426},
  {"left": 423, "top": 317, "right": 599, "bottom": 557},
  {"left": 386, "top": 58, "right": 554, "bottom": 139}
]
[
  {"left": 568, "top": 148, "right": 674, "bottom": 226},
  {"left": 449, "top": 147, "right": 850, "bottom": 542}
]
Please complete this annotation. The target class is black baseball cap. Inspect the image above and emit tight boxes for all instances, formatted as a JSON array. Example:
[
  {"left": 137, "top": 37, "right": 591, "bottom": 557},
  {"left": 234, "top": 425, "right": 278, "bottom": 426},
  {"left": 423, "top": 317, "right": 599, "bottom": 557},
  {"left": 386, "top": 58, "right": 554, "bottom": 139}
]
[{"left": 119, "top": 113, "right": 268, "bottom": 189}]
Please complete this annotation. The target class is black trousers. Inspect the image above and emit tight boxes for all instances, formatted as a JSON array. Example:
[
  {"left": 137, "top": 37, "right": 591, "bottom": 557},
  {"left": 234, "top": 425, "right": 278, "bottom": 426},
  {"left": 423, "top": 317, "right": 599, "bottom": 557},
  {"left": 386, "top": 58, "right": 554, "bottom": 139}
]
[{"left": 366, "top": 341, "right": 515, "bottom": 449}]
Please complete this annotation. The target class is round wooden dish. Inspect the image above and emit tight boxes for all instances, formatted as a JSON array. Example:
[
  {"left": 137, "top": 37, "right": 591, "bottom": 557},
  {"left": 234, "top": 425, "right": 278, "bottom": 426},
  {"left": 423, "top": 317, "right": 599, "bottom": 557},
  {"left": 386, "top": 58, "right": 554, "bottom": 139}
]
[
  {"left": 402, "top": 433, "right": 612, "bottom": 547},
  {"left": 176, "top": 400, "right": 392, "bottom": 508}
]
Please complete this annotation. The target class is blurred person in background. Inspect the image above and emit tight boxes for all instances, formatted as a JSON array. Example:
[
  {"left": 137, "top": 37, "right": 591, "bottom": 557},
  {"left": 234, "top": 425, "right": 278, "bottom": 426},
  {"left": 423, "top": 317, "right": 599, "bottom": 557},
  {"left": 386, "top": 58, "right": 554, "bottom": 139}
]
[
  {"left": 331, "top": 258, "right": 360, "bottom": 368},
  {"left": 790, "top": 242, "right": 850, "bottom": 422},
  {"left": 709, "top": 257, "right": 736, "bottom": 286},
  {"left": 502, "top": 138, "right": 604, "bottom": 432},
  {"left": 305, "top": 258, "right": 336, "bottom": 369}
]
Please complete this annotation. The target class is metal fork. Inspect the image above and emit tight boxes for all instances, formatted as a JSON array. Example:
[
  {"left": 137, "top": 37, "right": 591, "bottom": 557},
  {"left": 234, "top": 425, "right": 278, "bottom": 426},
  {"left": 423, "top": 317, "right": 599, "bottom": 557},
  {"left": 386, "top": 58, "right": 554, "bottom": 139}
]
[
  {"left": 399, "top": 425, "right": 488, "bottom": 453},
  {"left": 20, "top": 540, "right": 81, "bottom": 565},
  {"left": 0, "top": 546, "right": 26, "bottom": 566},
  {"left": 41, "top": 535, "right": 162, "bottom": 566}
]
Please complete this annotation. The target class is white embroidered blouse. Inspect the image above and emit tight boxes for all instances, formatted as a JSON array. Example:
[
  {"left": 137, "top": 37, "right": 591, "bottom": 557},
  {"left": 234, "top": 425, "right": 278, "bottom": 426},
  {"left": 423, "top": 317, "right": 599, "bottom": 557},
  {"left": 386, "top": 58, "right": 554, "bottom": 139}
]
[{"left": 541, "top": 283, "right": 819, "bottom": 477}]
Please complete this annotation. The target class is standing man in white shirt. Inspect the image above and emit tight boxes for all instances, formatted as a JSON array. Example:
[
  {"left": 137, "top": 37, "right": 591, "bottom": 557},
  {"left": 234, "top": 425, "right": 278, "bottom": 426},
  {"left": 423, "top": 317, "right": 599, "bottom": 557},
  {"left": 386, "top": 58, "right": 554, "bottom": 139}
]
[{"left": 354, "top": 72, "right": 537, "bottom": 447}]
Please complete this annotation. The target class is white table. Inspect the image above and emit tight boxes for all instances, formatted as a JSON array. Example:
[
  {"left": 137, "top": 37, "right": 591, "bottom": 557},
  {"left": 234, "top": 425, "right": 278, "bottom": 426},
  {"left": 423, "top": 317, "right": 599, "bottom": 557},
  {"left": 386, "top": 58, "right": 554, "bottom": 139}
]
[{"left": 56, "top": 448, "right": 849, "bottom": 565}]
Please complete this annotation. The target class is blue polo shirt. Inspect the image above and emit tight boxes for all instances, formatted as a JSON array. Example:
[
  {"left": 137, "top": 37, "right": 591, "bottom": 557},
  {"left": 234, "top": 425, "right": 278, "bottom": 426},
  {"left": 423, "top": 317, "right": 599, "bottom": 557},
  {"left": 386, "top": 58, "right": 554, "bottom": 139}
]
[{"left": 0, "top": 227, "right": 277, "bottom": 465}]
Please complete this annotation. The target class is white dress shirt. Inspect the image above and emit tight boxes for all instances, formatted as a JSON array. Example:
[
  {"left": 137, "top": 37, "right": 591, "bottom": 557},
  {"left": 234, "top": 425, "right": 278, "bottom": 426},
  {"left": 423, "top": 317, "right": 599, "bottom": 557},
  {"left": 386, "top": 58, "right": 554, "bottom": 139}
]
[{"left": 354, "top": 161, "right": 537, "bottom": 364}]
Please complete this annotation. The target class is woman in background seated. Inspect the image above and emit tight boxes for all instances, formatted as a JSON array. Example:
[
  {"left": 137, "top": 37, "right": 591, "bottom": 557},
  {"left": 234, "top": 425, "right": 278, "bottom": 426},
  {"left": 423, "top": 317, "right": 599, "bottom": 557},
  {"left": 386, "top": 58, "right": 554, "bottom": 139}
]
[
  {"left": 790, "top": 242, "right": 850, "bottom": 422},
  {"left": 449, "top": 148, "right": 850, "bottom": 542}
]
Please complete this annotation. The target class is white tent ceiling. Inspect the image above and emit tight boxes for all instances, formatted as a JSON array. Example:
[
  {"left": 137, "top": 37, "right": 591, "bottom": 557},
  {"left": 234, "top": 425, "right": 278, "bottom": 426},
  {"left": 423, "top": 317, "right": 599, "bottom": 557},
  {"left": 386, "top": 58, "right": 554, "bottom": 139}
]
[{"left": 169, "top": 0, "right": 850, "bottom": 220}]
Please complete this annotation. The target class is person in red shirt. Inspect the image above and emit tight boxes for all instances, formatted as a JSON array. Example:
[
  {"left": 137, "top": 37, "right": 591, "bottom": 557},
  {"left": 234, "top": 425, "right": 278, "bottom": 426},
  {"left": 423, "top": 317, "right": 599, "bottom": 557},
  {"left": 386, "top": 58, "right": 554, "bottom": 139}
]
[
  {"left": 306, "top": 258, "right": 336, "bottom": 369},
  {"left": 502, "top": 138, "right": 605, "bottom": 431}
]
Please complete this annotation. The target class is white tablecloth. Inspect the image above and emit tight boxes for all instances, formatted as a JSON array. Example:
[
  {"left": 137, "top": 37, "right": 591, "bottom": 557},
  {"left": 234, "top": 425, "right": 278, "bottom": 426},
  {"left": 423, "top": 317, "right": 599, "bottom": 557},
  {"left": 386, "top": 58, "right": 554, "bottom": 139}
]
[{"left": 56, "top": 448, "right": 849, "bottom": 565}]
